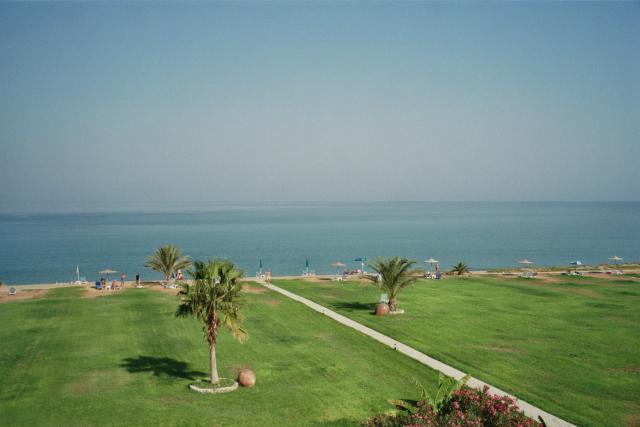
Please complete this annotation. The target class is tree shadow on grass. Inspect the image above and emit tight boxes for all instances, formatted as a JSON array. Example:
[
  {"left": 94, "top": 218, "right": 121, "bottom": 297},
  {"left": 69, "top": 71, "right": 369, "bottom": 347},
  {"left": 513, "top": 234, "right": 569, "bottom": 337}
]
[
  {"left": 121, "top": 356, "right": 206, "bottom": 380},
  {"left": 331, "top": 301, "right": 375, "bottom": 314}
]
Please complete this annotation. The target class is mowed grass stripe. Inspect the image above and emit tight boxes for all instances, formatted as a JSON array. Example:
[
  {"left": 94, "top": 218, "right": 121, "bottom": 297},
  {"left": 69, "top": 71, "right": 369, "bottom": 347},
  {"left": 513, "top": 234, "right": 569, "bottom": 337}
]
[
  {"left": 0, "top": 284, "right": 439, "bottom": 426},
  {"left": 274, "top": 276, "right": 640, "bottom": 427}
]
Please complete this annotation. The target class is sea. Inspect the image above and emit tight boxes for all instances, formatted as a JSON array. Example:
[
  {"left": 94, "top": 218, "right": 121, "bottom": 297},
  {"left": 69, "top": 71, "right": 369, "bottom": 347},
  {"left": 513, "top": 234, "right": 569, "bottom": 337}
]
[{"left": 0, "top": 201, "right": 638, "bottom": 285}]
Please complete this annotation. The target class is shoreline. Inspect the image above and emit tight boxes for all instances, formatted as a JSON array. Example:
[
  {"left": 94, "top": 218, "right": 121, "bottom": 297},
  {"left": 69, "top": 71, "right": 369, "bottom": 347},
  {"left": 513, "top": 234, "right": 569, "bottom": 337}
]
[{"left": 2, "top": 266, "right": 638, "bottom": 293}]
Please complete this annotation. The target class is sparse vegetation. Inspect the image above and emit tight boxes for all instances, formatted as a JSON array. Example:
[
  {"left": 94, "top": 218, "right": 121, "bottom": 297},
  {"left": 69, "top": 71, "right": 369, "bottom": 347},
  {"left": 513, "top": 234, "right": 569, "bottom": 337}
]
[{"left": 450, "top": 262, "right": 470, "bottom": 275}]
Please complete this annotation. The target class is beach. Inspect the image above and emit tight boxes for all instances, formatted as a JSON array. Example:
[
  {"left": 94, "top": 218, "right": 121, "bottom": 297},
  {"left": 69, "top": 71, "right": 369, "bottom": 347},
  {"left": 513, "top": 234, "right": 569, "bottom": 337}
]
[{"left": 4, "top": 265, "right": 638, "bottom": 296}]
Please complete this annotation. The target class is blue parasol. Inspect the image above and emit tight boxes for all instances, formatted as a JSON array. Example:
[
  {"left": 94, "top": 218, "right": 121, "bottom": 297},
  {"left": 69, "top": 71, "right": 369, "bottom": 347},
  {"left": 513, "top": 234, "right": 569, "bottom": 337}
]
[{"left": 354, "top": 257, "right": 368, "bottom": 274}]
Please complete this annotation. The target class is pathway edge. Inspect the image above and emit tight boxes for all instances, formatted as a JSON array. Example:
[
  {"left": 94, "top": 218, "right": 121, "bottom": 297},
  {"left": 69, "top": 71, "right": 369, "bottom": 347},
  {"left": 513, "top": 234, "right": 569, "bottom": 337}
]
[{"left": 263, "top": 281, "right": 577, "bottom": 427}]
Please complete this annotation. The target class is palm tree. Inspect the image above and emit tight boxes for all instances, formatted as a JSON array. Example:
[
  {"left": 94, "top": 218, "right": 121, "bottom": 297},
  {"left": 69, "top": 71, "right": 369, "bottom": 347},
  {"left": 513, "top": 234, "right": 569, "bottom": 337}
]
[
  {"left": 144, "top": 244, "right": 192, "bottom": 286},
  {"left": 451, "top": 262, "right": 470, "bottom": 276},
  {"left": 366, "top": 256, "right": 420, "bottom": 312},
  {"left": 176, "top": 259, "right": 247, "bottom": 385}
]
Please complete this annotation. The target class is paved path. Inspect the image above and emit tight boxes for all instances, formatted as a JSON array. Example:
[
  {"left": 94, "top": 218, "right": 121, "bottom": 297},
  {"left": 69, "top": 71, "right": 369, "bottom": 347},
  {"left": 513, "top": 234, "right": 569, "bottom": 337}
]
[{"left": 262, "top": 281, "right": 577, "bottom": 427}]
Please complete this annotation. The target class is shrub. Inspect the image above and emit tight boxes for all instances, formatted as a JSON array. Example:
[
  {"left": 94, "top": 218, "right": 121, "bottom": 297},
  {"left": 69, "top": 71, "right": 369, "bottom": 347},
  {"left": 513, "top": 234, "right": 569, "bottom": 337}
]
[{"left": 366, "top": 385, "right": 543, "bottom": 427}]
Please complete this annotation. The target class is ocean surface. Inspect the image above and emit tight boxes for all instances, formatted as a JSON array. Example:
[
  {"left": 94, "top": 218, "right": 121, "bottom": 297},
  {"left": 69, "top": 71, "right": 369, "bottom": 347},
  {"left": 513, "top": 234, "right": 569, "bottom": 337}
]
[{"left": 0, "top": 202, "right": 638, "bottom": 285}]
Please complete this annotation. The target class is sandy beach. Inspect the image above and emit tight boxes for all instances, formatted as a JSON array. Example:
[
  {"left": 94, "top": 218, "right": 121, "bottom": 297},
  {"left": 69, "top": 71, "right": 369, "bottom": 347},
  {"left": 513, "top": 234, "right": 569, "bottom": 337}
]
[{"left": 3, "top": 266, "right": 638, "bottom": 296}]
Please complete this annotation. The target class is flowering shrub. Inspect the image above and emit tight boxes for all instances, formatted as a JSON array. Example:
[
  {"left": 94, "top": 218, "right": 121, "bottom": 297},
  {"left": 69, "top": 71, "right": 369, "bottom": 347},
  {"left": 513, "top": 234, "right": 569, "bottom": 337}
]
[{"left": 366, "top": 385, "right": 543, "bottom": 427}]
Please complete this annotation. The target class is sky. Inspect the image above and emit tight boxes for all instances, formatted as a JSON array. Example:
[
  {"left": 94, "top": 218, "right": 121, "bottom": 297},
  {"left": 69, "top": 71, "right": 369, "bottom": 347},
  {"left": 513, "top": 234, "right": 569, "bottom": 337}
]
[{"left": 0, "top": 2, "right": 638, "bottom": 204}]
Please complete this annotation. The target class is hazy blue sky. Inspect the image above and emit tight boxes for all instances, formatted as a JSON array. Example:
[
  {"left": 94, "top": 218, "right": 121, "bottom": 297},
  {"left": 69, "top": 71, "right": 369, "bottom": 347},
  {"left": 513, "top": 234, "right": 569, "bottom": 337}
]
[{"left": 1, "top": 2, "right": 638, "bottom": 204}]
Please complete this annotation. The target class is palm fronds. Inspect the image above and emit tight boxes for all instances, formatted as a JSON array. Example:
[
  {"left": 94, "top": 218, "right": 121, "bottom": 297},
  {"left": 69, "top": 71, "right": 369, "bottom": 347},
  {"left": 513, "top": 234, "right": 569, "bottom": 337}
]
[
  {"left": 175, "top": 258, "right": 247, "bottom": 384},
  {"left": 144, "top": 244, "right": 192, "bottom": 284},
  {"left": 451, "top": 262, "right": 470, "bottom": 276},
  {"left": 366, "top": 256, "right": 420, "bottom": 312}
]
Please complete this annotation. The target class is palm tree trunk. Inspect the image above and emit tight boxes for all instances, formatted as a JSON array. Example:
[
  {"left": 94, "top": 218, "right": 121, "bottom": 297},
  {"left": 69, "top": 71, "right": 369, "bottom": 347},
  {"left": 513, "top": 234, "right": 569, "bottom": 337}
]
[
  {"left": 209, "top": 343, "right": 219, "bottom": 384},
  {"left": 208, "top": 314, "right": 219, "bottom": 384},
  {"left": 389, "top": 298, "right": 397, "bottom": 312}
]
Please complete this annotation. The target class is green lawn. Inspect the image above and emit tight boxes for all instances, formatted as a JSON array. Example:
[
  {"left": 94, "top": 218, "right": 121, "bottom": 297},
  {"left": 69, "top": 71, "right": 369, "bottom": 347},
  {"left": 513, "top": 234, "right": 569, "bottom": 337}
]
[
  {"left": 274, "top": 275, "right": 640, "bottom": 427},
  {"left": 0, "top": 285, "right": 439, "bottom": 426}
]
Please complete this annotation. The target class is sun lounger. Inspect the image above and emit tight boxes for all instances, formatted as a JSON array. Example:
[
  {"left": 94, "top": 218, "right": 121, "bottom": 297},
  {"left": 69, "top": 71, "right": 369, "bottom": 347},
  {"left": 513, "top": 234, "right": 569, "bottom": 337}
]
[{"left": 9, "top": 287, "right": 17, "bottom": 295}]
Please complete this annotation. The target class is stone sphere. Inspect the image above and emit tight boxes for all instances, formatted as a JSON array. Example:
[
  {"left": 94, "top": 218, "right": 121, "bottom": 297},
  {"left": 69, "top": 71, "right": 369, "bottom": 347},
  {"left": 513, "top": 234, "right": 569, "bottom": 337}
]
[
  {"left": 375, "top": 302, "right": 390, "bottom": 316},
  {"left": 238, "top": 369, "right": 256, "bottom": 387}
]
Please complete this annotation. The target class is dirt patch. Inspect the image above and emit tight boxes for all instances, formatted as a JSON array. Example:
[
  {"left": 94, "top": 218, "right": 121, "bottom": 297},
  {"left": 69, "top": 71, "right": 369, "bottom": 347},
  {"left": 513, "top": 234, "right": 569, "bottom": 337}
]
[
  {"left": 584, "top": 273, "right": 639, "bottom": 282},
  {"left": 610, "top": 365, "right": 640, "bottom": 374},
  {"left": 68, "top": 370, "right": 128, "bottom": 396},
  {"left": 528, "top": 275, "right": 563, "bottom": 284},
  {"left": 0, "top": 289, "right": 48, "bottom": 303},
  {"left": 82, "top": 287, "right": 128, "bottom": 298},
  {"left": 69, "top": 381, "right": 91, "bottom": 395},
  {"left": 469, "top": 344, "right": 524, "bottom": 354},
  {"left": 625, "top": 414, "right": 640, "bottom": 427},
  {"left": 301, "top": 276, "right": 333, "bottom": 283},
  {"left": 143, "top": 283, "right": 181, "bottom": 296},
  {"left": 242, "top": 285, "right": 267, "bottom": 294}
]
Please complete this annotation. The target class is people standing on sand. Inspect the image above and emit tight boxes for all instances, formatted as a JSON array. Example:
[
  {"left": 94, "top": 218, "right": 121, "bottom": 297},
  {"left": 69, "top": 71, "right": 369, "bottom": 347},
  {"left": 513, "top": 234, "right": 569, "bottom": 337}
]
[
  {"left": 112, "top": 279, "right": 117, "bottom": 290},
  {"left": 101, "top": 277, "right": 106, "bottom": 288},
  {"left": 121, "top": 273, "right": 126, "bottom": 288},
  {"left": 135, "top": 272, "right": 140, "bottom": 287}
]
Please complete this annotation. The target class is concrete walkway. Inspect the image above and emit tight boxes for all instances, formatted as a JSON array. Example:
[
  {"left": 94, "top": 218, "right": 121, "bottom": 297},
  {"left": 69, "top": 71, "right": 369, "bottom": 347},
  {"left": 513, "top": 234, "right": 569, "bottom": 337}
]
[{"left": 262, "top": 281, "right": 577, "bottom": 427}]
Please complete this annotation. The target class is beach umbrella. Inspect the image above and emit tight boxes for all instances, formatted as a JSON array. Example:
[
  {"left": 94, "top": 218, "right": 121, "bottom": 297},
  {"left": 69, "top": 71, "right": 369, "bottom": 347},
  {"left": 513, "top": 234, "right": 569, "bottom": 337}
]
[
  {"left": 305, "top": 259, "right": 309, "bottom": 268},
  {"left": 609, "top": 256, "right": 623, "bottom": 266},
  {"left": 259, "top": 259, "right": 263, "bottom": 275},
  {"left": 518, "top": 259, "right": 533, "bottom": 273},
  {"left": 424, "top": 258, "right": 439, "bottom": 270},
  {"left": 354, "top": 257, "right": 368, "bottom": 274},
  {"left": 331, "top": 261, "right": 346, "bottom": 275},
  {"left": 99, "top": 268, "right": 117, "bottom": 280}
]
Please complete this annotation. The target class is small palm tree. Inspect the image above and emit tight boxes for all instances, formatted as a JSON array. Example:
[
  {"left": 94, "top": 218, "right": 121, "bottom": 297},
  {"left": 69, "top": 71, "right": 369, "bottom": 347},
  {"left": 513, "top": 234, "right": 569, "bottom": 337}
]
[
  {"left": 367, "top": 256, "right": 420, "bottom": 312},
  {"left": 451, "top": 262, "right": 470, "bottom": 276},
  {"left": 144, "top": 244, "right": 192, "bottom": 286},
  {"left": 176, "top": 259, "right": 247, "bottom": 385}
]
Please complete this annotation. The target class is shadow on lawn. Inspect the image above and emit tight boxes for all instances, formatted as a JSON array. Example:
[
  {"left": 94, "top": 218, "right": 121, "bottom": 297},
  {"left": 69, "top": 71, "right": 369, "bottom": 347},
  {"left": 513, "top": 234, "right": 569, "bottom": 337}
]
[
  {"left": 121, "top": 356, "right": 206, "bottom": 380},
  {"left": 331, "top": 301, "right": 375, "bottom": 314}
]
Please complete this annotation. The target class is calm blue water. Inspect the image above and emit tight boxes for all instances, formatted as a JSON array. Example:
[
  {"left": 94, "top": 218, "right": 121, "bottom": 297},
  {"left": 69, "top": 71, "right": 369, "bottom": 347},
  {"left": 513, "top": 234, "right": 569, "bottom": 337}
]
[{"left": 0, "top": 202, "right": 638, "bottom": 285}]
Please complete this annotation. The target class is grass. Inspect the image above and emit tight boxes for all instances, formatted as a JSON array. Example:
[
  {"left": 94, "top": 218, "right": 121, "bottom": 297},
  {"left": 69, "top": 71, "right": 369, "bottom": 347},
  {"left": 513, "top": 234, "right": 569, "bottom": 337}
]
[
  {"left": 0, "top": 284, "right": 440, "bottom": 426},
  {"left": 274, "top": 275, "right": 640, "bottom": 427}
]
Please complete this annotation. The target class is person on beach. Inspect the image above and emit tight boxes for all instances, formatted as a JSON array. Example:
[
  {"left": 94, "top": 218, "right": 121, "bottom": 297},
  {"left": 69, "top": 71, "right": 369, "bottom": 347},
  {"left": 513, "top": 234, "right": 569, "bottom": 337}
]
[
  {"left": 112, "top": 279, "right": 117, "bottom": 290},
  {"left": 265, "top": 271, "right": 271, "bottom": 283},
  {"left": 135, "top": 272, "right": 140, "bottom": 287},
  {"left": 120, "top": 273, "right": 126, "bottom": 288}
]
